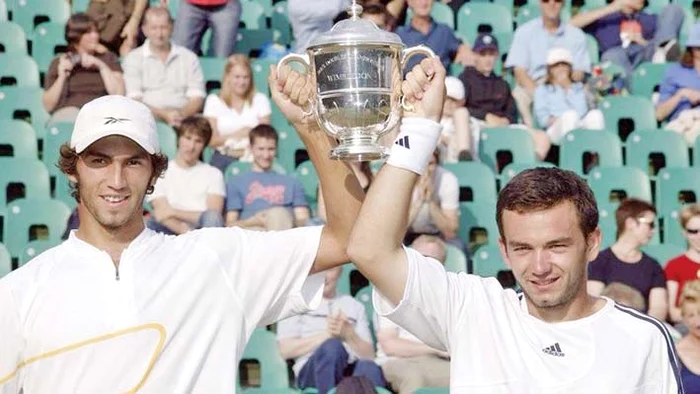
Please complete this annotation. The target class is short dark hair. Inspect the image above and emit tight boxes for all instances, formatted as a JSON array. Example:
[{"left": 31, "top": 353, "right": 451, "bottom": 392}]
[
  {"left": 65, "top": 13, "right": 97, "bottom": 48},
  {"left": 497, "top": 168, "right": 599, "bottom": 241},
  {"left": 681, "top": 48, "right": 695, "bottom": 68},
  {"left": 249, "top": 124, "right": 278, "bottom": 146},
  {"left": 615, "top": 198, "right": 656, "bottom": 239},
  {"left": 176, "top": 116, "right": 213, "bottom": 146}
]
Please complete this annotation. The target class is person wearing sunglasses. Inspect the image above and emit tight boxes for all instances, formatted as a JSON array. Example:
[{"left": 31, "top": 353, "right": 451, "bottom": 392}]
[
  {"left": 587, "top": 198, "right": 668, "bottom": 321},
  {"left": 666, "top": 204, "right": 700, "bottom": 326}
]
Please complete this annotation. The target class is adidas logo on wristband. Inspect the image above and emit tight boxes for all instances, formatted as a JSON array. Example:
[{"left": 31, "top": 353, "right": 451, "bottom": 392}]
[{"left": 395, "top": 135, "right": 411, "bottom": 149}]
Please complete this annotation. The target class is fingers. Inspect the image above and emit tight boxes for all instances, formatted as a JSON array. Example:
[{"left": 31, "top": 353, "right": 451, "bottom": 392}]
[{"left": 268, "top": 64, "right": 282, "bottom": 93}]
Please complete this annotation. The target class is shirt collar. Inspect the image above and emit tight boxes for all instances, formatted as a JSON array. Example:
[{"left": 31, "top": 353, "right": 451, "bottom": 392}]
[
  {"left": 68, "top": 227, "right": 157, "bottom": 255},
  {"left": 143, "top": 40, "right": 180, "bottom": 62},
  {"left": 537, "top": 17, "right": 566, "bottom": 36},
  {"left": 407, "top": 17, "right": 437, "bottom": 35}
]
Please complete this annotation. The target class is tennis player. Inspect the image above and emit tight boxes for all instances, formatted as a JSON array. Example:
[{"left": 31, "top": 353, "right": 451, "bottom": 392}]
[{"left": 347, "top": 57, "right": 684, "bottom": 393}]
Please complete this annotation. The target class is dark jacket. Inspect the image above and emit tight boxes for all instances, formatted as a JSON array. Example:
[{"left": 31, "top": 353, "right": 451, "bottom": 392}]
[{"left": 459, "top": 66, "right": 517, "bottom": 124}]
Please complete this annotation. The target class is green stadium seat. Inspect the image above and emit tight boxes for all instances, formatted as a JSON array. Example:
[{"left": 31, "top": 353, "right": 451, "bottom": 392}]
[
  {"left": 240, "top": 329, "right": 292, "bottom": 390},
  {"left": 515, "top": 3, "right": 540, "bottom": 26},
  {"left": 695, "top": 135, "right": 700, "bottom": 167},
  {"left": 0, "top": 54, "right": 39, "bottom": 87},
  {"left": 43, "top": 122, "right": 73, "bottom": 178},
  {"left": 0, "top": 242, "right": 10, "bottom": 277},
  {"left": 407, "top": 1, "right": 455, "bottom": 28},
  {"left": 354, "top": 285, "right": 376, "bottom": 341},
  {"left": 277, "top": 124, "right": 307, "bottom": 173},
  {"left": 240, "top": 0, "right": 266, "bottom": 29},
  {"left": 236, "top": 28, "right": 275, "bottom": 57},
  {"left": 444, "top": 243, "right": 468, "bottom": 273},
  {"left": 478, "top": 127, "right": 537, "bottom": 174},
  {"left": 632, "top": 62, "right": 668, "bottom": 98},
  {"left": 12, "top": 0, "right": 70, "bottom": 37},
  {"left": 199, "top": 56, "right": 227, "bottom": 92},
  {"left": 587, "top": 34, "right": 600, "bottom": 64},
  {"left": 499, "top": 162, "right": 556, "bottom": 187},
  {"left": 252, "top": 58, "right": 275, "bottom": 96},
  {"left": 294, "top": 160, "right": 319, "bottom": 212},
  {"left": 4, "top": 197, "right": 70, "bottom": 259},
  {"left": 459, "top": 202, "right": 499, "bottom": 250},
  {"left": 0, "top": 119, "right": 38, "bottom": 158},
  {"left": 271, "top": 1, "right": 292, "bottom": 46},
  {"left": 642, "top": 243, "right": 685, "bottom": 267},
  {"left": 156, "top": 122, "right": 177, "bottom": 159},
  {"left": 588, "top": 166, "right": 652, "bottom": 217},
  {"left": 599, "top": 96, "right": 657, "bottom": 142},
  {"left": 0, "top": 87, "right": 50, "bottom": 140},
  {"left": 0, "top": 21, "right": 27, "bottom": 54},
  {"left": 33, "top": 22, "right": 68, "bottom": 75},
  {"left": 457, "top": 3, "right": 513, "bottom": 43},
  {"left": 53, "top": 173, "right": 76, "bottom": 211},
  {"left": 224, "top": 161, "right": 252, "bottom": 182},
  {"left": 71, "top": 0, "right": 89, "bottom": 13},
  {"left": 442, "top": 161, "right": 497, "bottom": 204},
  {"left": 598, "top": 209, "right": 660, "bottom": 248},
  {"left": 0, "top": 158, "right": 51, "bottom": 205},
  {"left": 0, "top": 0, "right": 6, "bottom": 21},
  {"left": 471, "top": 243, "right": 507, "bottom": 278},
  {"left": 663, "top": 213, "right": 687, "bottom": 248},
  {"left": 414, "top": 388, "right": 449, "bottom": 394},
  {"left": 18, "top": 239, "right": 57, "bottom": 266},
  {"left": 559, "top": 129, "right": 623, "bottom": 177},
  {"left": 337, "top": 264, "right": 353, "bottom": 295},
  {"left": 625, "top": 130, "right": 689, "bottom": 177},
  {"left": 655, "top": 167, "right": 700, "bottom": 217}
]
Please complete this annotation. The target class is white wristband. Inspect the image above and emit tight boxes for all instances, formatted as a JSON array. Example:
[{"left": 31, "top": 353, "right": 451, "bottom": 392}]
[{"left": 386, "top": 117, "right": 443, "bottom": 175}]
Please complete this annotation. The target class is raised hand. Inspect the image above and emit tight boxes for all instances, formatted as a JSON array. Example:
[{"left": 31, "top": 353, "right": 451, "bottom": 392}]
[
  {"left": 268, "top": 65, "right": 317, "bottom": 129},
  {"left": 402, "top": 57, "right": 446, "bottom": 122}
]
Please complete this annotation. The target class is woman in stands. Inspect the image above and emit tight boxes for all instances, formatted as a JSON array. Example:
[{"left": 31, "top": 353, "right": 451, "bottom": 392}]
[
  {"left": 42, "top": 13, "right": 125, "bottom": 125},
  {"left": 533, "top": 47, "right": 604, "bottom": 144},
  {"left": 675, "top": 280, "right": 700, "bottom": 391},
  {"left": 203, "top": 54, "right": 271, "bottom": 172},
  {"left": 587, "top": 198, "right": 668, "bottom": 321},
  {"left": 666, "top": 204, "right": 700, "bottom": 325},
  {"left": 656, "top": 23, "right": 700, "bottom": 146}
]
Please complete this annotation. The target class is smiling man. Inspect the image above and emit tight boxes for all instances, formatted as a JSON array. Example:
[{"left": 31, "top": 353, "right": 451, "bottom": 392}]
[{"left": 348, "top": 57, "right": 684, "bottom": 392}]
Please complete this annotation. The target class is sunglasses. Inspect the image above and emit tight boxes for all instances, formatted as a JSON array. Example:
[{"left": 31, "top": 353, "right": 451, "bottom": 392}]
[
  {"left": 686, "top": 228, "right": 700, "bottom": 235},
  {"left": 541, "top": 0, "right": 564, "bottom": 3},
  {"left": 636, "top": 217, "right": 656, "bottom": 229}
]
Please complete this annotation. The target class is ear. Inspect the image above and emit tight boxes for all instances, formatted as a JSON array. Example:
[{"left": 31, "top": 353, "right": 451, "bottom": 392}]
[
  {"left": 585, "top": 227, "right": 602, "bottom": 263},
  {"left": 498, "top": 237, "right": 513, "bottom": 269}
]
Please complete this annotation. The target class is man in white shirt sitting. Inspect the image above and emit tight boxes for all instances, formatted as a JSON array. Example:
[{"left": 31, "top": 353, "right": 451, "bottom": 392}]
[
  {"left": 147, "top": 116, "right": 225, "bottom": 234},
  {"left": 377, "top": 235, "right": 450, "bottom": 394},
  {"left": 277, "top": 266, "right": 385, "bottom": 393}
]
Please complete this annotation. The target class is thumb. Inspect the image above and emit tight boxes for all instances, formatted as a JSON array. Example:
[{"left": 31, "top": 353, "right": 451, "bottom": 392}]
[{"left": 268, "top": 65, "right": 283, "bottom": 93}]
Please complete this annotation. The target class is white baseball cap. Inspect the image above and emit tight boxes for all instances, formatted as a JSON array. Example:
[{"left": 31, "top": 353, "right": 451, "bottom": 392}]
[
  {"left": 445, "top": 76, "right": 465, "bottom": 101},
  {"left": 71, "top": 95, "right": 160, "bottom": 154},
  {"left": 546, "top": 47, "right": 574, "bottom": 66}
]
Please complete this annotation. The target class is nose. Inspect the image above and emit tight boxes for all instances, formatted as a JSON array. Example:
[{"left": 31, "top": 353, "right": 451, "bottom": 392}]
[
  {"left": 107, "top": 163, "right": 127, "bottom": 190},
  {"left": 530, "top": 251, "right": 553, "bottom": 276}
]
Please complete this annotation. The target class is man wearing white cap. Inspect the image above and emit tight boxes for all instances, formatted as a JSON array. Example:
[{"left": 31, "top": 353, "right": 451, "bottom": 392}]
[{"left": 0, "top": 63, "right": 367, "bottom": 391}]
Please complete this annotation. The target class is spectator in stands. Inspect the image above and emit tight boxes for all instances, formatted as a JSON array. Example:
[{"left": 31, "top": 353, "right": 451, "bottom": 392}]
[
  {"left": 204, "top": 54, "right": 271, "bottom": 172},
  {"left": 587, "top": 198, "right": 667, "bottom": 321},
  {"left": 437, "top": 76, "right": 469, "bottom": 163},
  {"left": 277, "top": 265, "right": 385, "bottom": 394},
  {"left": 505, "top": 0, "right": 591, "bottom": 127},
  {"left": 172, "top": 0, "right": 241, "bottom": 57},
  {"left": 147, "top": 116, "right": 225, "bottom": 234},
  {"left": 225, "top": 125, "right": 309, "bottom": 230},
  {"left": 405, "top": 149, "right": 462, "bottom": 251},
  {"left": 289, "top": 0, "right": 351, "bottom": 53},
  {"left": 534, "top": 48, "right": 604, "bottom": 144},
  {"left": 376, "top": 235, "right": 450, "bottom": 394},
  {"left": 397, "top": 0, "right": 472, "bottom": 71},
  {"left": 123, "top": 7, "right": 205, "bottom": 129},
  {"left": 570, "top": 0, "right": 684, "bottom": 89},
  {"left": 460, "top": 34, "right": 551, "bottom": 160},
  {"left": 360, "top": 3, "right": 394, "bottom": 31},
  {"left": 665, "top": 203, "right": 700, "bottom": 325},
  {"left": 656, "top": 23, "right": 700, "bottom": 146},
  {"left": 42, "top": 13, "right": 125, "bottom": 124},
  {"left": 85, "top": 0, "right": 148, "bottom": 56},
  {"left": 601, "top": 281, "right": 646, "bottom": 311},
  {"left": 675, "top": 280, "right": 700, "bottom": 391}
]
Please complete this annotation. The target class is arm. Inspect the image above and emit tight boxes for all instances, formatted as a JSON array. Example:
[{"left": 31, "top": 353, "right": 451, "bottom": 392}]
[
  {"left": 656, "top": 89, "right": 690, "bottom": 121},
  {"left": 571, "top": 71, "right": 587, "bottom": 83},
  {"left": 647, "top": 287, "right": 668, "bottom": 322},
  {"left": 454, "top": 44, "right": 474, "bottom": 67},
  {"left": 225, "top": 210, "right": 266, "bottom": 229},
  {"left": 428, "top": 204, "right": 459, "bottom": 240},
  {"left": 293, "top": 207, "right": 310, "bottom": 227},
  {"left": 667, "top": 281, "right": 683, "bottom": 324},
  {"left": 378, "top": 327, "right": 447, "bottom": 358},
  {"left": 587, "top": 280, "right": 605, "bottom": 296},
  {"left": 514, "top": 67, "right": 536, "bottom": 96},
  {"left": 180, "top": 97, "right": 204, "bottom": 118},
  {"left": 569, "top": 3, "right": 619, "bottom": 29},
  {"left": 385, "top": 0, "right": 405, "bottom": 18},
  {"left": 270, "top": 65, "right": 364, "bottom": 273},
  {"left": 91, "top": 55, "right": 125, "bottom": 95},
  {"left": 277, "top": 332, "right": 330, "bottom": 360},
  {"left": 42, "top": 56, "right": 71, "bottom": 113}
]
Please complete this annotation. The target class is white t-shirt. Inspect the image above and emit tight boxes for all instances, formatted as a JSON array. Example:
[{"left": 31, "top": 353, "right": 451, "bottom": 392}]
[
  {"left": 276, "top": 295, "right": 373, "bottom": 375},
  {"left": 0, "top": 226, "right": 324, "bottom": 393},
  {"left": 373, "top": 247, "right": 684, "bottom": 393},
  {"left": 203, "top": 92, "right": 272, "bottom": 149},
  {"left": 147, "top": 160, "right": 225, "bottom": 212},
  {"left": 410, "top": 166, "right": 459, "bottom": 234}
]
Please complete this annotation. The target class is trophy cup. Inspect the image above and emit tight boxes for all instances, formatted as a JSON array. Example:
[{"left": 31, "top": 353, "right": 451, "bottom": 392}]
[{"left": 277, "top": 1, "right": 436, "bottom": 161}]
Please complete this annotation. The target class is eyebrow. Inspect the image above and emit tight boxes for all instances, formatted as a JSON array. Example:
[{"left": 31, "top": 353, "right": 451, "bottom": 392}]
[
  {"left": 82, "top": 151, "right": 149, "bottom": 161},
  {"left": 508, "top": 237, "right": 574, "bottom": 248}
]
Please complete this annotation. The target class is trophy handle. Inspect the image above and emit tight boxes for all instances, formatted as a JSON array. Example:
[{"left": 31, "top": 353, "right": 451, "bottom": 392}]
[
  {"left": 399, "top": 45, "right": 438, "bottom": 112},
  {"left": 277, "top": 52, "right": 315, "bottom": 117}
]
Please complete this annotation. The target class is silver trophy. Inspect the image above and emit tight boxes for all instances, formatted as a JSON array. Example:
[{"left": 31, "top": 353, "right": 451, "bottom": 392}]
[{"left": 277, "top": 1, "right": 436, "bottom": 161}]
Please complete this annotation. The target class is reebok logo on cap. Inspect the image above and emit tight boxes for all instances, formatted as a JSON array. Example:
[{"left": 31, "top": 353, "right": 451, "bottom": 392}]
[{"left": 104, "top": 117, "right": 130, "bottom": 125}]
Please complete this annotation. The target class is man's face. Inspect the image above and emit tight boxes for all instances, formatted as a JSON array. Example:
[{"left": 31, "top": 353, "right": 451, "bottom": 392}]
[
  {"left": 408, "top": 0, "right": 433, "bottom": 17},
  {"left": 626, "top": 210, "right": 656, "bottom": 246},
  {"left": 685, "top": 216, "right": 700, "bottom": 252},
  {"left": 539, "top": 0, "right": 563, "bottom": 22},
  {"left": 499, "top": 201, "right": 600, "bottom": 313},
  {"left": 362, "top": 13, "right": 388, "bottom": 30},
  {"left": 71, "top": 136, "right": 155, "bottom": 231},
  {"left": 251, "top": 137, "right": 277, "bottom": 171},
  {"left": 143, "top": 13, "right": 173, "bottom": 49},
  {"left": 177, "top": 130, "right": 206, "bottom": 167},
  {"left": 474, "top": 48, "right": 498, "bottom": 75}
]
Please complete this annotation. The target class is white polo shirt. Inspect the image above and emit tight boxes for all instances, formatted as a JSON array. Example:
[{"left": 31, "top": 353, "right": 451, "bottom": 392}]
[
  {"left": 374, "top": 247, "right": 684, "bottom": 393},
  {"left": 147, "top": 160, "right": 226, "bottom": 212},
  {"left": 0, "top": 226, "right": 324, "bottom": 393}
]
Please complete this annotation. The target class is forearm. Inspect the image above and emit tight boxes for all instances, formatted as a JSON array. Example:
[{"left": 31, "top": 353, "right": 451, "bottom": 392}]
[
  {"left": 648, "top": 304, "right": 668, "bottom": 322},
  {"left": 171, "top": 209, "right": 204, "bottom": 226},
  {"left": 344, "top": 331, "right": 376, "bottom": 360},
  {"left": 428, "top": 203, "right": 458, "bottom": 239},
  {"left": 99, "top": 67, "right": 124, "bottom": 95},
  {"left": 386, "top": 0, "right": 405, "bottom": 17},
  {"left": 181, "top": 97, "right": 204, "bottom": 117},
  {"left": 278, "top": 332, "right": 330, "bottom": 360},
  {"left": 160, "top": 217, "right": 192, "bottom": 234},
  {"left": 382, "top": 337, "right": 441, "bottom": 358},
  {"left": 572, "top": 70, "right": 586, "bottom": 83},
  {"left": 669, "top": 305, "right": 683, "bottom": 323},
  {"left": 42, "top": 77, "right": 67, "bottom": 112},
  {"left": 656, "top": 93, "right": 684, "bottom": 121},
  {"left": 407, "top": 202, "right": 423, "bottom": 226},
  {"left": 514, "top": 68, "right": 536, "bottom": 94},
  {"left": 129, "top": 0, "right": 148, "bottom": 23},
  {"left": 569, "top": 4, "right": 617, "bottom": 28}
]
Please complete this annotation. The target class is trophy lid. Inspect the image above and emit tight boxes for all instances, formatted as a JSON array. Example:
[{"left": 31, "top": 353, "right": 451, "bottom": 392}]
[{"left": 308, "top": 1, "right": 403, "bottom": 48}]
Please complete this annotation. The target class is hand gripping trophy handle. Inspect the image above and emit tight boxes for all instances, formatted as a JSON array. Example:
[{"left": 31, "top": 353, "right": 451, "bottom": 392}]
[
  {"left": 399, "top": 45, "right": 438, "bottom": 113},
  {"left": 276, "top": 53, "right": 316, "bottom": 119}
]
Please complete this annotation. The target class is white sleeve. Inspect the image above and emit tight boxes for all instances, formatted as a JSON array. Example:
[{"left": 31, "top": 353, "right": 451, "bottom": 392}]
[
  {"left": 654, "top": 326, "right": 684, "bottom": 393},
  {"left": 207, "top": 167, "right": 226, "bottom": 197},
  {"left": 203, "top": 226, "right": 324, "bottom": 330},
  {"left": 0, "top": 283, "right": 22, "bottom": 393},
  {"left": 253, "top": 93, "right": 272, "bottom": 117},
  {"left": 438, "top": 169, "right": 459, "bottom": 210},
  {"left": 275, "top": 314, "right": 303, "bottom": 340},
  {"left": 373, "top": 246, "right": 502, "bottom": 352},
  {"left": 203, "top": 94, "right": 222, "bottom": 118}
]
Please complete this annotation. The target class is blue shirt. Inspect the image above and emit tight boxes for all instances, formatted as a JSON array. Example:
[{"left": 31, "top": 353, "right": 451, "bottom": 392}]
[
  {"left": 657, "top": 63, "right": 700, "bottom": 121},
  {"left": 396, "top": 19, "right": 462, "bottom": 71},
  {"left": 583, "top": 11, "right": 656, "bottom": 54},
  {"left": 505, "top": 18, "right": 591, "bottom": 80},
  {"left": 226, "top": 171, "right": 308, "bottom": 220},
  {"left": 533, "top": 82, "right": 589, "bottom": 126}
]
